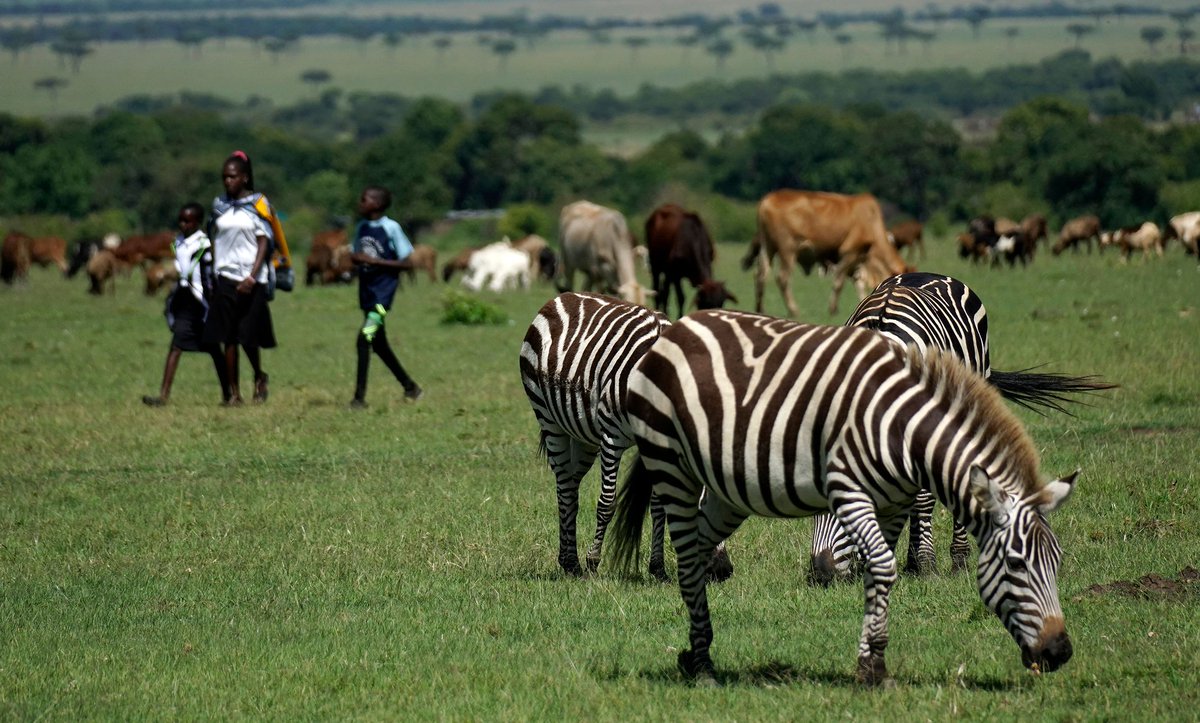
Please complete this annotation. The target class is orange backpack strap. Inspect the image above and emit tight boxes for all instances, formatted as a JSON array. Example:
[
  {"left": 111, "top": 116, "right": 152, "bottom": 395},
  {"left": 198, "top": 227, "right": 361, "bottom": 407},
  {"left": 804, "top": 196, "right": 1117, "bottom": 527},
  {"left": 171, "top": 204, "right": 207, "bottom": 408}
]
[{"left": 253, "top": 196, "right": 292, "bottom": 268}]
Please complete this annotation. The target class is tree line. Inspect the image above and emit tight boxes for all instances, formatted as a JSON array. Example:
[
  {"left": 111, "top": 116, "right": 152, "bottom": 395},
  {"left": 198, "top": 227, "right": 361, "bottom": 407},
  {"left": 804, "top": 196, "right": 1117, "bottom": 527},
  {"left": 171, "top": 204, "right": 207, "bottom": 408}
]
[{"left": 2, "top": 77, "right": 1199, "bottom": 248}]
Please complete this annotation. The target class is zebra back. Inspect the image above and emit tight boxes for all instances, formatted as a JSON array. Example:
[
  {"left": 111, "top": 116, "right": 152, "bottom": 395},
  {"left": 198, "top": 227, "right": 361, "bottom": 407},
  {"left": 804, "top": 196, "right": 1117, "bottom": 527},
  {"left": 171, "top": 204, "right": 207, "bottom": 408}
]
[{"left": 520, "top": 292, "right": 668, "bottom": 450}]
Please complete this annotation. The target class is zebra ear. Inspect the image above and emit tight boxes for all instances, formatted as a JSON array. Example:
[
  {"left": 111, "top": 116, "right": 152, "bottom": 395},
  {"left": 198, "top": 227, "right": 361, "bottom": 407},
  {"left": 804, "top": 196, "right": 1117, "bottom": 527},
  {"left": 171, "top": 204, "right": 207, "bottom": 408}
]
[
  {"left": 1039, "top": 469, "right": 1079, "bottom": 515},
  {"left": 968, "top": 465, "right": 1010, "bottom": 525}
]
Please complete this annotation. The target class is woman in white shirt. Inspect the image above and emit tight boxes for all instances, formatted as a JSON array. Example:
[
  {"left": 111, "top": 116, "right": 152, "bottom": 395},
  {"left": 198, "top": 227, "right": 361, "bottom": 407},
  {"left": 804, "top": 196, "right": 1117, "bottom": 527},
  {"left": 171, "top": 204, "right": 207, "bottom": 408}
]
[{"left": 203, "top": 151, "right": 276, "bottom": 405}]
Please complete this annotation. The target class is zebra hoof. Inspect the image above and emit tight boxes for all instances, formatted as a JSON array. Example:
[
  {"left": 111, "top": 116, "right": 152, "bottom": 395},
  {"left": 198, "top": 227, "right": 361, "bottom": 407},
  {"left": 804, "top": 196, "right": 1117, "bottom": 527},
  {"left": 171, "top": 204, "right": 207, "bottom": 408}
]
[
  {"left": 856, "top": 655, "right": 892, "bottom": 687},
  {"left": 559, "top": 558, "right": 585, "bottom": 578},
  {"left": 950, "top": 555, "right": 969, "bottom": 574},
  {"left": 649, "top": 560, "right": 670, "bottom": 583},
  {"left": 678, "top": 649, "right": 718, "bottom": 685},
  {"left": 585, "top": 551, "right": 602, "bottom": 573}
]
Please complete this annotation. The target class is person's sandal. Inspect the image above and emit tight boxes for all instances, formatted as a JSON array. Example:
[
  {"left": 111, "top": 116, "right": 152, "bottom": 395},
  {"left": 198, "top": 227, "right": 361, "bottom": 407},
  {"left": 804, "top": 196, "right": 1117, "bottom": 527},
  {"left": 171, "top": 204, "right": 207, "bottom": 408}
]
[
  {"left": 142, "top": 395, "right": 166, "bottom": 407},
  {"left": 253, "top": 373, "right": 269, "bottom": 403}
]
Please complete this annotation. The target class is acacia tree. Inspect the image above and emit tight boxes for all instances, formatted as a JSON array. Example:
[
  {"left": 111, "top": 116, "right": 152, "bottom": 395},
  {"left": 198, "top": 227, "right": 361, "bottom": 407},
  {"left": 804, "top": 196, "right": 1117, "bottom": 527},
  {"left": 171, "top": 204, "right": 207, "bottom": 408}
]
[
  {"left": 705, "top": 38, "right": 734, "bottom": 70},
  {"left": 1004, "top": 26, "right": 1020, "bottom": 49},
  {"left": 33, "top": 76, "right": 67, "bottom": 102},
  {"left": 964, "top": 6, "right": 991, "bottom": 39},
  {"left": 176, "top": 29, "right": 206, "bottom": 58},
  {"left": 1066, "top": 23, "right": 1096, "bottom": 49},
  {"left": 2, "top": 28, "right": 36, "bottom": 63},
  {"left": 1180, "top": 27, "right": 1196, "bottom": 55},
  {"left": 492, "top": 39, "right": 516, "bottom": 71},
  {"left": 1140, "top": 26, "right": 1165, "bottom": 55},
  {"left": 382, "top": 32, "right": 403, "bottom": 55},
  {"left": 834, "top": 32, "right": 853, "bottom": 61},
  {"left": 433, "top": 36, "right": 452, "bottom": 58},
  {"left": 622, "top": 36, "right": 649, "bottom": 64},
  {"left": 301, "top": 69, "right": 332, "bottom": 94}
]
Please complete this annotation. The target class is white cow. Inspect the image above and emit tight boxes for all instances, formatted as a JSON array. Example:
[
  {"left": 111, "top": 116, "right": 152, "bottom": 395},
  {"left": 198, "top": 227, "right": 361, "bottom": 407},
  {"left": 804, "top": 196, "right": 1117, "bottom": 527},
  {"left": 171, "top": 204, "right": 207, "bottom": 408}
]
[
  {"left": 1105, "top": 222, "right": 1163, "bottom": 262},
  {"left": 461, "top": 239, "right": 531, "bottom": 292},
  {"left": 558, "top": 200, "right": 649, "bottom": 306},
  {"left": 1167, "top": 212, "right": 1200, "bottom": 256}
]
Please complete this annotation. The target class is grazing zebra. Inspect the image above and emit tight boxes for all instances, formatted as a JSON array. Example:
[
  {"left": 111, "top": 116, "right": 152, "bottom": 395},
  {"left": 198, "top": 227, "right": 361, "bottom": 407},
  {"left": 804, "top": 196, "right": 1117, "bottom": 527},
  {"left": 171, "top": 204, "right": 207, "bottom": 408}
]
[
  {"left": 611, "top": 311, "right": 1077, "bottom": 685},
  {"left": 518, "top": 291, "right": 672, "bottom": 579},
  {"left": 809, "top": 272, "right": 1112, "bottom": 585}
]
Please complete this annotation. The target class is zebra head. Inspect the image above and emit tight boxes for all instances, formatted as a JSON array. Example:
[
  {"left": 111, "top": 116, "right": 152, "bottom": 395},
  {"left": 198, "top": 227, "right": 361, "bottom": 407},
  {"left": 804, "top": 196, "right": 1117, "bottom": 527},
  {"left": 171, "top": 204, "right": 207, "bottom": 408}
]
[{"left": 969, "top": 465, "right": 1078, "bottom": 673}]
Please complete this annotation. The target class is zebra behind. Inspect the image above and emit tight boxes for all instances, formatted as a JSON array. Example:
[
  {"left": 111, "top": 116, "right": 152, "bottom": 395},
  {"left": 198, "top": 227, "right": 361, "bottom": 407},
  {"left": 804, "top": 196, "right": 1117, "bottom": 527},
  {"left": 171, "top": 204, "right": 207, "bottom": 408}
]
[
  {"left": 519, "top": 292, "right": 671, "bottom": 578},
  {"left": 611, "top": 310, "right": 1077, "bottom": 685},
  {"left": 809, "top": 272, "right": 1110, "bottom": 585}
]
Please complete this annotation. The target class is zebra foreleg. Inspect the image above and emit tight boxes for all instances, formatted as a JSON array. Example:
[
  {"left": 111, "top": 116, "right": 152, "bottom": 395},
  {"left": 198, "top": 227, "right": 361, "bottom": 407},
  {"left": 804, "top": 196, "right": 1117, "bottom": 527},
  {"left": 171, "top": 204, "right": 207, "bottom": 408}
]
[
  {"left": 949, "top": 523, "right": 971, "bottom": 573},
  {"left": 834, "top": 494, "right": 903, "bottom": 687},
  {"left": 584, "top": 444, "right": 623, "bottom": 573}
]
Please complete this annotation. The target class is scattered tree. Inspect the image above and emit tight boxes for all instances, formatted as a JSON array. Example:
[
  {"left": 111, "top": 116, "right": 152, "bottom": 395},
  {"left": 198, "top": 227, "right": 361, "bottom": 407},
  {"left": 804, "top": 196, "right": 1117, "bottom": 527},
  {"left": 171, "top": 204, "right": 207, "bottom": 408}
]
[
  {"left": 492, "top": 39, "right": 517, "bottom": 71},
  {"left": 705, "top": 38, "right": 734, "bottom": 70},
  {"left": 622, "top": 36, "right": 649, "bottom": 64},
  {"left": 1140, "top": 26, "right": 1165, "bottom": 55},
  {"left": 1, "top": 28, "right": 35, "bottom": 63},
  {"left": 433, "top": 36, "right": 452, "bottom": 57},
  {"left": 1180, "top": 27, "right": 1196, "bottom": 55},
  {"left": 382, "top": 32, "right": 403, "bottom": 55},
  {"left": 1067, "top": 23, "right": 1096, "bottom": 49},
  {"left": 964, "top": 6, "right": 991, "bottom": 39},
  {"left": 176, "top": 29, "right": 206, "bottom": 58},
  {"left": 834, "top": 32, "right": 854, "bottom": 61},
  {"left": 33, "top": 76, "right": 67, "bottom": 102},
  {"left": 301, "top": 69, "right": 332, "bottom": 94},
  {"left": 1004, "top": 26, "right": 1020, "bottom": 49}
]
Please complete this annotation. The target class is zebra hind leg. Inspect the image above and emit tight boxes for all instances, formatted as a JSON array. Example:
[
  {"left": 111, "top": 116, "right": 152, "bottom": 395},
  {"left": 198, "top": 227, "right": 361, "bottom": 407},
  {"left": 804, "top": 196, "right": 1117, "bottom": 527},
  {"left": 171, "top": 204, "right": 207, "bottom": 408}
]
[
  {"left": 903, "top": 491, "right": 937, "bottom": 576},
  {"left": 546, "top": 434, "right": 598, "bottom": 576},
  {"left": 648, "top": 490, "right": 668, "bottom": 582},
  {"left": 949, "top": 523, "right": 971, "bottom": 573},
  {"left": 807, "top": 512, "right": 860, "bottom": 587},
  {"left": 584, "top": 443, "right": 624, "bottom": 573}
]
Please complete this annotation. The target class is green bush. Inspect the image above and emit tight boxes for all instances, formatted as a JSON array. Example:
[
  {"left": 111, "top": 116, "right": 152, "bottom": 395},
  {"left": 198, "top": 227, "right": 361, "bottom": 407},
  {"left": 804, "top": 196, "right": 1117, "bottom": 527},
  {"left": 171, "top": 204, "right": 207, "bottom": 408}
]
[
  {"left": 440, "top": 290, "right": 508, "bottom": 325},
  {"left": 498, "top": 203, "right": 550, "bottom": 240}
]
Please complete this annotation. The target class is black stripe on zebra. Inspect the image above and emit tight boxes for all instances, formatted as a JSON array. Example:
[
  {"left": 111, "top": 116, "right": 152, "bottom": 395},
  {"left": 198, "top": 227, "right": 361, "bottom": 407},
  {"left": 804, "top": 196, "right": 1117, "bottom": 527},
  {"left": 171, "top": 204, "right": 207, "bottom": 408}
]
[
  {"left": 611, "top": 310, "right": 1077, "bottom": 685},
  {"left": 519, "top": 291, "right": 672, "bottom": 579},
  {"left": 808, "top": 272, "right": 1112, "bottom": 585}
]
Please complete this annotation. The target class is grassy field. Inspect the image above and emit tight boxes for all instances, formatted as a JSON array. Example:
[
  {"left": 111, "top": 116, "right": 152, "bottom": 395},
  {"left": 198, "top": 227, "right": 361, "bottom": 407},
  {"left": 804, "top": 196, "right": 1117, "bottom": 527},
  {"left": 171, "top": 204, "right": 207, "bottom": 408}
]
[
  {"left": 1, "top": 235, "right": 1198, "bottom": 719},
  {"left": 0, "top": 15, "right": 1174, "bottom": 120}
]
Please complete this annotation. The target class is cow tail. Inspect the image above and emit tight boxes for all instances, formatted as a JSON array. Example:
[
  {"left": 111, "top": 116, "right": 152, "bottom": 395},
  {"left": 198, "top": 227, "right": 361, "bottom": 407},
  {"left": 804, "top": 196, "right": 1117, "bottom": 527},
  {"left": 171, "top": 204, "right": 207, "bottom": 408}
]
[
  {"left": 989, "top": 368, "right": 1117, "bottom": 415},
  {"left": 741, "top": 219, "right": 763, "bottom": 272}
]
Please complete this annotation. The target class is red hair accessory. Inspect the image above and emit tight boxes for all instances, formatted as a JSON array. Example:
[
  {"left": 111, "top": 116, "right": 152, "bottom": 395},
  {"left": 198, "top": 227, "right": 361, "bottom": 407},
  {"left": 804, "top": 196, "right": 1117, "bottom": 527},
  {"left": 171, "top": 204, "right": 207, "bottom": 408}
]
[{"left": 232, "top": 150, "right": 248, "bottom": 161}]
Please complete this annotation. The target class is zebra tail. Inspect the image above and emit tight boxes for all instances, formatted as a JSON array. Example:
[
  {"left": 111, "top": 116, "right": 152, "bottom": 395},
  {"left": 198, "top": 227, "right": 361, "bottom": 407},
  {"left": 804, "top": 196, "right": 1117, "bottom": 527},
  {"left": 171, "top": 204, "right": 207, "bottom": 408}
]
[
  {"left": 989, "top": 367, "right": 1117, "bottom": 416},
  {"left": 609, "top": 454, "right": 653, "bottom": 576}
]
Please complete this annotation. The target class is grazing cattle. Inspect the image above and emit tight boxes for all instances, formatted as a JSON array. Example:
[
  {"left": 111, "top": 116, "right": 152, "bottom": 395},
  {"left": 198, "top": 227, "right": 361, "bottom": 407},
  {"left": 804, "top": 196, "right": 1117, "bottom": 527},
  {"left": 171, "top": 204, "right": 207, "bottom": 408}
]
[
  {"left": 311, "top": 228, "right": 347, "bottom": 251},
  {"left": 67, "top": 239, "right": 99, "bottom": 279},
  {"left": 404, "top": 243, "right": 438, "bottom": 284},
  {"left": 111, "top": 231, "right": 174, "bottom": 267},
  {"left": 26, "top": 236, "right": 68, "bottom": 274},
  {"left": 1052, "top": 215, "right": 1101, "bottom": 255},
  {"left": 305, "top": 242, "right": 355, "bottom": 285},
  {"left": 887, "top": 219, "right": 925, "bottom": 260},
  {"left": 644, "top": 203, "right": 736, "bottom": 317},
  {"left": 1020, "top": 213, "right": 1049, "bottom": 258},
  {"left": 85, "top": 250, "right": 121, "bottom": 295},
  {"left": 1166, "top": 212, "right": 1200, "bottom": 256},
  {"left": 1, "top": 232, "right": 32, "bottom": 284},
  {"left": 144, "top": 261, "right": 179, "bottom": 295},
  {"left": 558, "top": 201, "right": 649, "bottom": 306},
  {"left": 1103, "top": 222, "right": 1163, "bottom": 262},
  {"left": 510, "top": 234, "right": 558, "bottom": 283},
  {"left": 441, "top": 245, "right": 482, "bottom": 283},
  {"left": 741, "top": 190, "right": 910, "bottom": 316},
  {"left": 461, "top": 240, "right": 531, "bottom": 292}
]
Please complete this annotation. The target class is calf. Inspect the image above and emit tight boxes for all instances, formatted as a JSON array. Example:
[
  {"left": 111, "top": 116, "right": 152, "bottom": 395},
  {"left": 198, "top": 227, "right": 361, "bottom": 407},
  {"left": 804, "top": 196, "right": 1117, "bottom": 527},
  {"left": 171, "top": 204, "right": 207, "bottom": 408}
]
[
  {"left": 461, "top": 240, "right": 530, "bottom": 292},
  {"left": 887, "top": 220, "right": 925, "bottom": 261},
  {"left": 404, "top": 243, "right": 438, "bottom": 284}
]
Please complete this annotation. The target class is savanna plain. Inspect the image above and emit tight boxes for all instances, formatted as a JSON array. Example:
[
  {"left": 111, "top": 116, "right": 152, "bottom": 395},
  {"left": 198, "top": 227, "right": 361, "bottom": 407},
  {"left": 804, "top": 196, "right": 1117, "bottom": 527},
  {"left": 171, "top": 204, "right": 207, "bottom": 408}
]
[{"left": 1, "top": 238, "right": 1198, "bottom": 719}]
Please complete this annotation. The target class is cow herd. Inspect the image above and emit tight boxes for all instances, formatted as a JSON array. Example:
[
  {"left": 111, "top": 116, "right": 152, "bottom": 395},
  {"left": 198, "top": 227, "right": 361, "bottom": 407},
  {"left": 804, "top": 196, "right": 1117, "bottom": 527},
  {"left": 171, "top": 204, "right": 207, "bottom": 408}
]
[{"left": 5, "top": 196, "right": 1198, "bottom": 315}]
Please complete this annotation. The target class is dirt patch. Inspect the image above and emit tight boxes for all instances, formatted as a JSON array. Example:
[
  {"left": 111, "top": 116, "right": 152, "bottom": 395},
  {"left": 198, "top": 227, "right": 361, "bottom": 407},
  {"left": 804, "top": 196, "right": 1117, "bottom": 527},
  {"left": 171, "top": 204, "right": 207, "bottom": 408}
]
[{"left": 1082, "top": 567, "right": 1199, "bottom": 602}]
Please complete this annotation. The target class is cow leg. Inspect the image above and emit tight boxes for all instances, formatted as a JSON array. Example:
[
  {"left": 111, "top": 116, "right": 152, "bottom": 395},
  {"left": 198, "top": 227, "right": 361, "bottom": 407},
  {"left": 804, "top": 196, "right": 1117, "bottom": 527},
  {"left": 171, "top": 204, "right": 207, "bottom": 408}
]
[
  {"left": 754, "top": 249, "right": 770, "bottom": 313},
  {"left": 826, "top": 254, "right": 859, "bottom": 316},
  {"left": 672, "top": 278, "right": 685, "bottom": 318},
  {"left": 775, "top": 253, "right": 800, "bottom": 318}
]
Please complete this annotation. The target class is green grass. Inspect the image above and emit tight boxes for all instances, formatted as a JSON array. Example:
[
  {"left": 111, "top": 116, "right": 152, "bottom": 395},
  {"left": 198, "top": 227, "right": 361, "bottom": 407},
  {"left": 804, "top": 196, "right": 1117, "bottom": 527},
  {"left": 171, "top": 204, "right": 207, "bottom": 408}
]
[
  {"left": 0, "top": 16, "right": 1175, "bottom": 120},
  {"left": 1, "top": 236, "right": 1198, "bottom": 719}
]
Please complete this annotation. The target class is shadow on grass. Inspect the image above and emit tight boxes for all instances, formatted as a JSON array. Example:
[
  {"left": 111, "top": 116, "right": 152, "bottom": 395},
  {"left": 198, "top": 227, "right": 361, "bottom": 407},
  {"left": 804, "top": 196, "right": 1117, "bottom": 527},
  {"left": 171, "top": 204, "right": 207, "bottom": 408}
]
[{"left": 595, "top": 659, "right": 1021, "bottom": 691}]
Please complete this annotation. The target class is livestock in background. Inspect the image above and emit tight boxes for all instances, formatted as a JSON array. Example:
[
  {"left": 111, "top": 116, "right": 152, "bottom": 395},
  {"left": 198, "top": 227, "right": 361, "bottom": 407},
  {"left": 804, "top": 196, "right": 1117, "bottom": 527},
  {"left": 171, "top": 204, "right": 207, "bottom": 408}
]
[
  {"left": 558, "top": 200, "right": 650, "bottom": 306},
  {"left": 144, "top": 261, "right": 179, "bottom": 295},
  {"left": 404, "top": 243, "right": 438, "bottom": 284},
  {"left": 2, "top": 232, "right": 32, "bottom": 284},
  {"left": 1052, "top": 215, "right": 1102, "bottom": 255},
  {"left": 27, "top": 236, "right": 69, "bottom": 275},
  {"left": 1166, "top": 211, "right": 1200, "bottom": 256},
  {"left": 87, "top": 249, "right": 121, "bottom": 295},
  {"left": 886, "top": 219, "right": 925, "bottom": 260},
  {"left": 611, "top": 311, "right": 1078, "bottom": 685},
  {"left": 644, "top": 203, "right": 736, "bottom": 317},
  {"left": 461, "top": 240, "right": 531, "bottom": 292},
  {"left": 1102, "top": 221, "right": 1163, "bottom": 262},
  {"left": 442, "top": 245, "right": 482, "bottom": 283},
  {"left": 510, "top": 234, "right": 558, "bottom": 283},
  {"left": 306, "top": 243, "right": 354, "bottom": 285},
  {"left": 311, "top": 228, "right": 346, "bottom": 251},
  {"left": 1021, "top": 213, "right": 1049, "bottom": 258},
  {"left": 110, "top": 231, "right": 174, "bottom": 268},
  {"left": 740, "top": 190, "right": 910, "bottom": 316},
  {"left": 957, "top": 232, "right": 989, "bottom": 263}
]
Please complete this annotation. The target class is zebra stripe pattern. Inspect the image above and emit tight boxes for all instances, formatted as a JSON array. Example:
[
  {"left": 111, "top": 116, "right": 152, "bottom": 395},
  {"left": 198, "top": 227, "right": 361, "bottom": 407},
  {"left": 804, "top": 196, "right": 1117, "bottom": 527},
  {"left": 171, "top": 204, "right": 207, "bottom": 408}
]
[
  {"left": 811, "top": 272, "right": 1110, "bottom": 585},
  {"left": 519, "top": 291, "right": 671, "bottom": 578},
  {"left": 611, "top": 310, "right": 1076, "bottom": 685}
]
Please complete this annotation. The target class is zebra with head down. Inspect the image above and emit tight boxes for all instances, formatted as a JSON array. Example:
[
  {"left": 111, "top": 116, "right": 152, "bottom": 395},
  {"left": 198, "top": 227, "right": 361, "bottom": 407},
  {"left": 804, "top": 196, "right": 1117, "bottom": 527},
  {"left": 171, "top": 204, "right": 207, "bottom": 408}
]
[
  {"left": 611, "top": 311, "right": 1077, "bottom": 685},
  {"left": 808, "top": 272, "right": 1111, "bottom": 586}
]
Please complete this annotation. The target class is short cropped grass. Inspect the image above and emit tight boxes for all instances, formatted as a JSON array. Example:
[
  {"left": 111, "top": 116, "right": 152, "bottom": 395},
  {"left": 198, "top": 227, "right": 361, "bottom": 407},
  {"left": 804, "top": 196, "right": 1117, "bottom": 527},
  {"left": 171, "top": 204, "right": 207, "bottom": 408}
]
[{"left": 1, "top": 236, "right": 1198, "bottom": 719}]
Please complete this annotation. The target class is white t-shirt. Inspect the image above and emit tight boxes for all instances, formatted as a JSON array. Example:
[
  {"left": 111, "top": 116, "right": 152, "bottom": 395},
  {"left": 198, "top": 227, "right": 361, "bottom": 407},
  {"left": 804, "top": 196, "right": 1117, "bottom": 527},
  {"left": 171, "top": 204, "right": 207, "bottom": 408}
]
[
  {"left": 174, "top": 229, "right": 212, "bottom": 305},
  {"left": 212, "top": 204, "right": 273, "bottom": 284}
]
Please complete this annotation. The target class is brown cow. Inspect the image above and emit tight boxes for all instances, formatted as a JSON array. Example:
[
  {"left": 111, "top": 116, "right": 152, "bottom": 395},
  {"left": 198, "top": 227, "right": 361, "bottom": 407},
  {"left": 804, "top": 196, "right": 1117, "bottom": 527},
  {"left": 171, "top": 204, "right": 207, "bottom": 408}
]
[
  {"left": 1020, "top": 213, "right": 1049, "bottom": 258},
  {"left": 1104, "top": 221, "right": 1163, "bottom": 262},
  {"left": 311, "top": 228, "right": 347, "bottom": 251},
  {"left": 644, "top": 203, "right": 735, "bottom": 317},
  {"left": 88, "top": 250, "right": 122, "bottom": 295},
  {"left": 741, "top": 190, "right": 910, "bottom": 316},
  {"left": 887, "top": 220, "right": 925, "bottom": 261},
  {"left": 1052, "top": 215, "right": 1101, "bottom": 255},
  {"left": 405, "top": 243, "right": 438, "bottom": 284},
  {"left": 1, "top": 232, "right": 32, "bottom": 284},
  {"left": 441, "top": 245, "right": 482, "bottom": 283},
  {"left": 111, "top": 231, "right": 174, "bottom": 267},
  {"left": 28, "top": 236, "right": 68, "bottom": 274},
  {"left": 144, "top": 261, "right": 179, "bottom": 295}
]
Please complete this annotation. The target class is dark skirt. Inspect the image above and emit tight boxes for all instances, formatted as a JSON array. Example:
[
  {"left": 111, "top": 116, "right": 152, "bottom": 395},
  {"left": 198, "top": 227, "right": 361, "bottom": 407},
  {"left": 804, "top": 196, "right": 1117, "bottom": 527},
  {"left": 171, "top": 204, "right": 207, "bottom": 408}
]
[
  {"left": 203, "top": 276, "right": 277, "bottom": 349},
  {"left": 170, "top": 289, "right": 210, "bottom": 352}
]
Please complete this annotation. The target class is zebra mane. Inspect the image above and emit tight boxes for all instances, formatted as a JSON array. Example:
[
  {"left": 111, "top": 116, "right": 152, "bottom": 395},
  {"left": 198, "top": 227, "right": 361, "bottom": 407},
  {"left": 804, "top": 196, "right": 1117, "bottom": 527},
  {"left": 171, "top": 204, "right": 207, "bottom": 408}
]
[{"left": 902, "top": 343, "right": 1043, "bottom": 495}]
